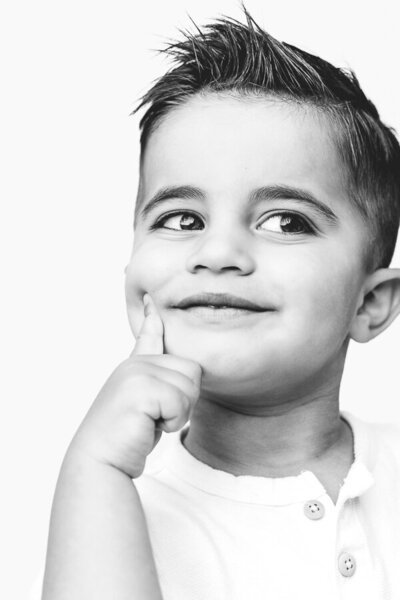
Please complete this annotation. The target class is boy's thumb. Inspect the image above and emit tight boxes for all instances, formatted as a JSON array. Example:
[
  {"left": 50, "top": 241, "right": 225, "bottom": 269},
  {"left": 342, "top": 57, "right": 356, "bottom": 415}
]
[{"left": 131, "top": 294, "right": 164, "bottom": 356}]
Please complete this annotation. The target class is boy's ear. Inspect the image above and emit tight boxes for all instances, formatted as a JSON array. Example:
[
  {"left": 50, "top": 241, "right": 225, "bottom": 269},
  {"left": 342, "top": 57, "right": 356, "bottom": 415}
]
[{"left": 350, "top": 268, "right": 400, "bottom": 343}]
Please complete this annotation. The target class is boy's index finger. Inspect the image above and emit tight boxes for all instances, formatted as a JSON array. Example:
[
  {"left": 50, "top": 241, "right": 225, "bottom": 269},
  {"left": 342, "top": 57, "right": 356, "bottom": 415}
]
[{"left": 131, "top": 294, "right": 164, "bottom": 356}]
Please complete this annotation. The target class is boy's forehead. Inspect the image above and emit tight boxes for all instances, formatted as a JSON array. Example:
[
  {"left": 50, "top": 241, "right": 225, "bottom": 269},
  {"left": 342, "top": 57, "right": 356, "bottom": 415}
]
[{"left": 138, "top": 95, "right": 349, "bottom": 214}]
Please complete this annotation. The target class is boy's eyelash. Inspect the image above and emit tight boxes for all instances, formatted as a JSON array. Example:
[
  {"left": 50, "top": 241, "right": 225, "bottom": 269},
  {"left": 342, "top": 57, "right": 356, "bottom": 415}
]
[
  {"left": 258, "top": 211, "right": 317, "bottom": 234},
  {"left": 149, "top": 211, "right": 203, "bottom": 230},
  {"left": 149, "top": 210, "right": 317, "bottom": 234}
]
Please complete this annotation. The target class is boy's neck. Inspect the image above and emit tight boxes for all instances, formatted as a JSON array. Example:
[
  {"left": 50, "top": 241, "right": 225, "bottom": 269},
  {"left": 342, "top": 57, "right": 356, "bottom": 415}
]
[{"left": 182, "top": 390, "right": 354, "bottom": 504}]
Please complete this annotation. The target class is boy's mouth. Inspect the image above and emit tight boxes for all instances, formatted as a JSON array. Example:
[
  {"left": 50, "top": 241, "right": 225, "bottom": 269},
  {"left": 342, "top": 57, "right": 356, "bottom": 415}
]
[{"left": 171, "top": 292, "right": 274, "bottom": 322}]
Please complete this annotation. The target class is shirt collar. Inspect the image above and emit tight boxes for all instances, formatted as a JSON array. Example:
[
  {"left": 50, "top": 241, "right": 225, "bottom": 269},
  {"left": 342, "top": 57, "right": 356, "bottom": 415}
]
[
  {"left": 159, "top": 410, "right": 375, "bottom": 506},
  {"left": 336, "top": 411, "right": 375, "bottom": 505}
]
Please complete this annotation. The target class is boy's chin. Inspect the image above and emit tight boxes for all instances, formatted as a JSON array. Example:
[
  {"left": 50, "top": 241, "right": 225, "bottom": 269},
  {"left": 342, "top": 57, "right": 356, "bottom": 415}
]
[{"left": 164, "top": 332, "right": 265, "bottom": 393}]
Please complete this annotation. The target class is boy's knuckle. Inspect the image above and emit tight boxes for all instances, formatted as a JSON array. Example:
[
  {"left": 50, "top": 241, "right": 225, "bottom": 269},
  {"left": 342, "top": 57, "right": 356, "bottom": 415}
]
[
  {"left": 120, "top": 372, "right": 147, "bottom": 394},
  {"left": 162, "top": 383, "right": 181, "bottom": 405},
  {"left": 132, "top": 371, "right": 159, "bottom": 390},
  {"left": 134, "top": 391, "right": 159, "bottom": 418},
  {"left": 127, "top": 357, "right": 151, "bottom": 372},
  {"left": 188, "top": 361, "right": 202, "bottom": 379},
  {"left": 160, "top": 387, "right": 187, "bottom": 415},
  {"left": 177, "top": 390, "right": 192, "bottom": 414}
]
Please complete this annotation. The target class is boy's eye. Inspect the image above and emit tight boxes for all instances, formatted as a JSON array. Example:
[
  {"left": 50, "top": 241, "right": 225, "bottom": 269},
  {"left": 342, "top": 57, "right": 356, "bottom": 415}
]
[
  {"left": 151, "top": 210, "right": 314, "bottom": 234},
  {"left": 258, "top": 212, "right": 314, "bottom": 235},
  {"left": 153, "top": 211, "right": 204, "bottom": 231}
]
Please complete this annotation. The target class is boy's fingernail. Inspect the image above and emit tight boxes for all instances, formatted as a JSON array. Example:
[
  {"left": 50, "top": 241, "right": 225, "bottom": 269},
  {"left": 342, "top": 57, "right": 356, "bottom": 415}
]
[{"left": 143, "top": 293, "right": 150, "bottom": 317}]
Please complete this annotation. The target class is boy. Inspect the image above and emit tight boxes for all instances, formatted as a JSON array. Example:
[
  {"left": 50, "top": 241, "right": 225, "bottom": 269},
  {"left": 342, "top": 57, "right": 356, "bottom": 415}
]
[{"left": 41, "top": 7, "right": 400, "bottom": 600}]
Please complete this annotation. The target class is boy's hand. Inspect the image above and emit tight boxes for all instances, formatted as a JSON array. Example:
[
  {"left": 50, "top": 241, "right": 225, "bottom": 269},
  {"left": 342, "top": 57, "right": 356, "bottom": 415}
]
[{"left": 68, "top": 294, "right": 202, "bottom": 478}]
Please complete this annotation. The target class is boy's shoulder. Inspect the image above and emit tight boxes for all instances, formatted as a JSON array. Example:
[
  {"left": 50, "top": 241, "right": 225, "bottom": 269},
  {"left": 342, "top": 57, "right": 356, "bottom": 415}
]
[{"left": 343, "top": 410, "right": 400, "bottom": 470}]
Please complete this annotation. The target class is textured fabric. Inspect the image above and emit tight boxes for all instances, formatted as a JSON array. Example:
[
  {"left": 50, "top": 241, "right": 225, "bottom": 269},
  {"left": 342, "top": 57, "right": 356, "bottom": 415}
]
[
  {"left": 29, "top": 411, "right": 400, "bottom": 599},
  {"left": 135, "top": 411, "right": 400, "bottom": 600}
]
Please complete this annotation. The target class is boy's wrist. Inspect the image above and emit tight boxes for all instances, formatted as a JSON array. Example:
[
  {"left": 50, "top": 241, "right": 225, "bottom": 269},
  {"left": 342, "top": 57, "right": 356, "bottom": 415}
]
[{"left": 62, "top": 441, "right": 132, "bottom": 480}]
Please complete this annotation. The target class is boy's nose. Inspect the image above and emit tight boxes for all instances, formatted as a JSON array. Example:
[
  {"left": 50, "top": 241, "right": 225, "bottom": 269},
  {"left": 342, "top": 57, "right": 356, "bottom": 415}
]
[{"left": 185, "top": 231, "right": 255, "bottom": 275}]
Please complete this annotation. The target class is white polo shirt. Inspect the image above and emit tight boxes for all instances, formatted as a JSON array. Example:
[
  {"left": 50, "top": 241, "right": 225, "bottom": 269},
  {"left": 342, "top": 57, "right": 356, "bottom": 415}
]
[
  {"left": 134, "top": 411, "right": 400, "bottom": 600},
  {"left": 29, "top": 411, "right": 400, "bottom": 599}
]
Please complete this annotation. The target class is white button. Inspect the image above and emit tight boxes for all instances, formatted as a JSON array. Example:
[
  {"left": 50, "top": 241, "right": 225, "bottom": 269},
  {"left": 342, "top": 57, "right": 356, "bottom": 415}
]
[
  {"left": 303, "top": 499, "right": 325, "bottom": 520},
  {"left": 338, "top": 552, "right": 356, "bottom": 577}
]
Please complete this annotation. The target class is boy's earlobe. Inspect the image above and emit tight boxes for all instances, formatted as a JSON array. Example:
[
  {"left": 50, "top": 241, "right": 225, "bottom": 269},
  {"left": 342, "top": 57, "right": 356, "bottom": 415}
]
[{"left": 350, "top": 268, "right": 400, "bottom": 343}]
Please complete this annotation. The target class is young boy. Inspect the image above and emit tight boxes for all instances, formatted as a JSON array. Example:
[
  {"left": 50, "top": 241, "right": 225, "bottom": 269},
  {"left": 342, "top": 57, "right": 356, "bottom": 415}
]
[{"left": 40, "top": 7, "right": 400, "bottom": 600}]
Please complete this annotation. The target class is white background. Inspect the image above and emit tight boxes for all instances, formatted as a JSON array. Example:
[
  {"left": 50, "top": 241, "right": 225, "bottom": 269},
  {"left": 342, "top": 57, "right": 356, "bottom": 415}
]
[{"left": 1, "top": 1, "right": 399, "bottom": 598}]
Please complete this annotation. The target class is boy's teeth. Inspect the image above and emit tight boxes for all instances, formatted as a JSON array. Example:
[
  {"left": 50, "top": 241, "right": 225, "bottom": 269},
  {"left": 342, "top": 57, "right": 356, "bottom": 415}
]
[{"left": 208, "top": 304, "right": 228, "bottom": 308}]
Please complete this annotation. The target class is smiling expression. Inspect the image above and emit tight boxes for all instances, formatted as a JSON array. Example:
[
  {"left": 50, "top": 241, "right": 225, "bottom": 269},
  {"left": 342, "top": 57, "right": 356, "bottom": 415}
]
[{"left": 125, "top": 95, "right": 369, "bottom": 402}]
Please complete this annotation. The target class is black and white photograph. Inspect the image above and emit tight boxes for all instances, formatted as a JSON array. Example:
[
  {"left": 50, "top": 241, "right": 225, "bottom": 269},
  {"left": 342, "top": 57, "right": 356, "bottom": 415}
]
[{"left": 3, "top": 1, "right": 400, "bottom": 599}]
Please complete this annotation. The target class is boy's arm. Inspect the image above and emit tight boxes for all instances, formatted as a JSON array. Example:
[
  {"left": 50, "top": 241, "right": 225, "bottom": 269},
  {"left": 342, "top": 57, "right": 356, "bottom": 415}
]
[
  {"left": 42, "top": 449, "right": 163, "bottom": 600},
  {"left": 42, "top": 295, "right": 201, "bottom": 599}
]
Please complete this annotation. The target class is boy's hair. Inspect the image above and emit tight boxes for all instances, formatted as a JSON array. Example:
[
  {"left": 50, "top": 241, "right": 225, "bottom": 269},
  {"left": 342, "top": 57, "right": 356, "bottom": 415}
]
[{"left": 133, "top": 5, "right": 400, "bottom": 271}]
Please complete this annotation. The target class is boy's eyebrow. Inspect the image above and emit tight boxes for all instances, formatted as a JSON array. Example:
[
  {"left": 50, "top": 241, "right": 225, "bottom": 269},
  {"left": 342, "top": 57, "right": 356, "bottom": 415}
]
[
  {"left": 139, "top": 185, "right": 204, "bottom": 220},
  {"left": 139, "top": 184, "right": 338, "bottom": 223},
  {"left": 250, "top": 185, "right": 338, "bottom": 223}
]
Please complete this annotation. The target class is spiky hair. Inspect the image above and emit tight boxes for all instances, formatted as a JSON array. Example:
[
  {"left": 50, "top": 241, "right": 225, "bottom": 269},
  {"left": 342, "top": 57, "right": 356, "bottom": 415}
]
[{"left": 132, "top": 6, "right": 400, "bottom": 270}]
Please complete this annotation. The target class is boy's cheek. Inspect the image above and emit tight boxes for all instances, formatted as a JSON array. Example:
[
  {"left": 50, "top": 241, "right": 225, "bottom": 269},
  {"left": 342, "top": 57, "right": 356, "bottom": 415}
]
[{"left": 124, "top": 253, "right": 175, "bottom": 335}]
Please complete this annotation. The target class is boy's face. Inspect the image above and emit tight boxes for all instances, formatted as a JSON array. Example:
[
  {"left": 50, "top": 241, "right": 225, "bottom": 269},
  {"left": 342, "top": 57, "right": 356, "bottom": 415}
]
[{"left": 125, "top": 96, "right": 369, "bottom": 402}]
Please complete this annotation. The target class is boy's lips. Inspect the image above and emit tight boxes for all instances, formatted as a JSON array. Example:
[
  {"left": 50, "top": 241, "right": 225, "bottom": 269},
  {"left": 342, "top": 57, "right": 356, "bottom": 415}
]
[
  {"left": 170, "top": 293, "right": 275, "bottom": 322},
  {"left": 173, "top": 292, "right": 269, "bottom": 311}
]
